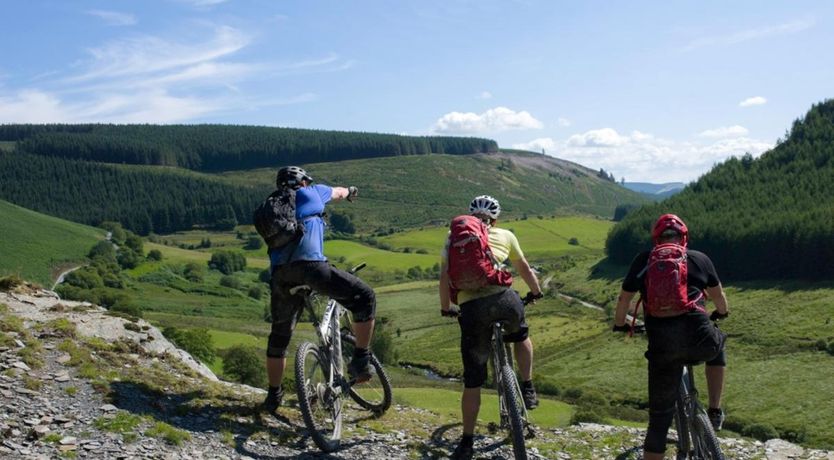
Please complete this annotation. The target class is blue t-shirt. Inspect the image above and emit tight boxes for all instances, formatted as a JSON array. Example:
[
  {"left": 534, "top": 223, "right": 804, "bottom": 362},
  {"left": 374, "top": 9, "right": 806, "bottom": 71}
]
[{"left": 269, "top": 184, "right": 332, "bottom": 268}]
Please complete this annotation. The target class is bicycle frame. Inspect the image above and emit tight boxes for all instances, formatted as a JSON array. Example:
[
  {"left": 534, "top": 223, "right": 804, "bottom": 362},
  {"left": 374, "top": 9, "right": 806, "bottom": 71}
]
[{"left": 303, "top": 294, "right": 350, "bottom": 394}]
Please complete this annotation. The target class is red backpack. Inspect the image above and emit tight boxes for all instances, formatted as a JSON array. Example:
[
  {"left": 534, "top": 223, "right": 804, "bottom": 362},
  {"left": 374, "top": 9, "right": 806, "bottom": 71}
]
[
  {"left": 641, "top": 243, "right": 703, "bottom": 316},
  {"left": 446, "top": 215, "right": 513, "bottom": 303}
]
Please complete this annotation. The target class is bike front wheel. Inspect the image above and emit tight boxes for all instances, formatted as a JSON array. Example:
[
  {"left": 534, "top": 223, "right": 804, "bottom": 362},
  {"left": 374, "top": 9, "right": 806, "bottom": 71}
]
[
  {"left": 295, "top": 341, "right": 343, "bottom": 452},
  {"left": 499, "top": 362, "right": 528, "bottom": 460},
  {"left": 691, "top": 410, "right": 724, "bottom": 460},
  {"left": 341, "top": 333, "right": 393, "bottom": 414}
]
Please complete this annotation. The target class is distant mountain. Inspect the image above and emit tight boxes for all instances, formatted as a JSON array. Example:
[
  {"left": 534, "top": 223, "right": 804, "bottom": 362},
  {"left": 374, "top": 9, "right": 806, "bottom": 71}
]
[
  {"left": 607, "top": 99, "right": 834, "bottom": 281},
  {"left": 622, "top": 182, "right": 686, "bottom": 200}
]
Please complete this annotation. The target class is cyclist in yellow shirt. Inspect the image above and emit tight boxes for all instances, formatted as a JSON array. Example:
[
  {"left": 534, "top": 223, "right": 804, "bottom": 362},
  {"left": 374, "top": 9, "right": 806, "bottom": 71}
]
[{"left": 439, "top": 195, "right": 543, "bottom": 460}]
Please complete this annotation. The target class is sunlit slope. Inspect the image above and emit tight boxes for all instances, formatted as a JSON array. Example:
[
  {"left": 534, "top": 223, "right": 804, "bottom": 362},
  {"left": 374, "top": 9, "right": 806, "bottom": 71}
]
[
  {"left": 0, "top": 199, "right": 105, "bottom": 285},
  {"left": 378, "top": 216, "right": 614, "bottom": 260},
  {"left": 219, "top": 152, "right": 646, "bottom": 232}
]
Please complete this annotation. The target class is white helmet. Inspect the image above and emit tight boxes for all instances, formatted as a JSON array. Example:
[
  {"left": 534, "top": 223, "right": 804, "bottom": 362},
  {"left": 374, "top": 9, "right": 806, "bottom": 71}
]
[{"left": 469, "top": 195, "right": 501, "bottom": 220}]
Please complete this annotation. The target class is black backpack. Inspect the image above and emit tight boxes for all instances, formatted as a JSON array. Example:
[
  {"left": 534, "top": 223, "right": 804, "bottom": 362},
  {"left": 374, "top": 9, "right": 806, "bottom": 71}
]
[{"left": 253, "top": 187, "right": 303, "bottom": 250}]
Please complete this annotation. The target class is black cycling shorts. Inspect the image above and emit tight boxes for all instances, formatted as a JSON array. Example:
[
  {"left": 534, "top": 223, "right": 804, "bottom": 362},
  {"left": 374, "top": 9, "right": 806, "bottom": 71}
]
[
  {"left": 266, "top": 261, "right": 375, "bottom": 357},
  {"left": 642, "top": 311, "right": 727, "bottom": 453},
  {"left": 458, "top": 289, "right": 528, "bottom": 388}
]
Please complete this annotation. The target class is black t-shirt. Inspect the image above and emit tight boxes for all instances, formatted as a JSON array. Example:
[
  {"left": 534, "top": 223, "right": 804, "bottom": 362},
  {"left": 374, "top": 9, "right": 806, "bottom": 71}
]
[{"left": 621, "top": 248, "right": 721, "bottom": 301}]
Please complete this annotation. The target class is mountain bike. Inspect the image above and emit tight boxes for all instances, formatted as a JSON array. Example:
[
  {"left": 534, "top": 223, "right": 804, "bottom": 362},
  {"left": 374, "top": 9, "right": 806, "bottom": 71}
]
[
  {"left": 292, "top": 263, "right": 393, "bottom": 452},
  {"left": 444, "top": 292, "right": 538, "bottom": 460},
  {"left": 489, "top": 294, "right": 538, "bottom": 460},
  {"left": 673, "top": 361, "right": 724, "bottom": 459}
]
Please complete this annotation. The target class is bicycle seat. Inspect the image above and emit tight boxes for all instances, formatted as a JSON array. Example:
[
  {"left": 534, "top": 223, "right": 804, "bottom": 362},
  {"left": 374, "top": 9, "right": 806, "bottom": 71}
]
[{"left": 289, "top": 284, "right": 313, "bottom": 296}]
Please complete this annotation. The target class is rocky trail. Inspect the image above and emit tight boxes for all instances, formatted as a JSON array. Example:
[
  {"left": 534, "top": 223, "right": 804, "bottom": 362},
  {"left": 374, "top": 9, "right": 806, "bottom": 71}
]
[{"left": 2, "top": 286, "right": 833, "bottom": 459}]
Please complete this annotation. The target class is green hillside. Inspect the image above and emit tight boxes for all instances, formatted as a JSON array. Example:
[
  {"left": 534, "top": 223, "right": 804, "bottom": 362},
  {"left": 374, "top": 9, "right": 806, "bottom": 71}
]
[
  {"left": 220, "top": 152, "right": 647, "bottom": 230},
  {"left": 0, "top": 199, "right": 105, "bottom": 285},
  {"left": 0, "top": 124, "right": 497, "bottom": 171},
  {"left": 607, "top": 99, "right": 834, "bottom": 281}
]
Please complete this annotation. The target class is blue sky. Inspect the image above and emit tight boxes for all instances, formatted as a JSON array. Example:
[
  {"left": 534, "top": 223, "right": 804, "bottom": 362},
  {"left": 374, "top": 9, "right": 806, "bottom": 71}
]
[{"left": 1, "top": 1, "right": 832, "bottom": 182}]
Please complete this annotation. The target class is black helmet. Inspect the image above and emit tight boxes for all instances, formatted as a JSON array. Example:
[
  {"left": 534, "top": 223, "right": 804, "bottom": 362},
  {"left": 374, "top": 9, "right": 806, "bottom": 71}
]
[{"left": 276, "top": 166, "right": 312, "bottom": 188}]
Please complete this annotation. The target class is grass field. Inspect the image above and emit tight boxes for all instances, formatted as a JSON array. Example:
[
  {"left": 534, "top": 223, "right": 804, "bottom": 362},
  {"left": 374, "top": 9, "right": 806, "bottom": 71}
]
[
  {"left": 379, "top": 216, "right": 613, "bottom": 262},
  {"left": 0, "top": 199, "right": 106, "bottom": 285},
  {"left": 144, "top": 242, "right": 269, "bottom": 270}
]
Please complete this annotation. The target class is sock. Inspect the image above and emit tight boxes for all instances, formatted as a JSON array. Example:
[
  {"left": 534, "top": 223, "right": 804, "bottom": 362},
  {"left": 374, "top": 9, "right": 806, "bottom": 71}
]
[
  {"left": 522, "top": 380, "right": 534, "bottom": 390},
  {"left": 268, "top": 385, "right": 282, "bottom": 395},
  {"left": 461, "top": 433, "right": 474, "bottom": 447}
]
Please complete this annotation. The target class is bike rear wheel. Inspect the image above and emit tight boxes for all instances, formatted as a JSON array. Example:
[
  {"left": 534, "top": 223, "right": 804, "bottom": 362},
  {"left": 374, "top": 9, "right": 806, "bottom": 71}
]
[
  {"left": 340, "top": 332, "right": 393, "bottom": 414},
  {"left": 295, "top": 341, "right": 342, "bottom": 452},
  {"left": 499, "top": 362, "right": 528, "bottom": 460},
  {"left": 691, "top": 410, "right": 724, "bottom": 460}
]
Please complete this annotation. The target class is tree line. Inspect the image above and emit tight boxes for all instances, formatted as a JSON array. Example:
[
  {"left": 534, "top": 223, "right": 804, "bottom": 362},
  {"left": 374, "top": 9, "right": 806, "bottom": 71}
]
[
  {"left": 0, "top": 152, "right": 264, "bottom": 235},
  {"left": 0, "top": 124, "right": 498, "bottom": 172},
  {"left": 606, "top": 99, "right": 834, "bottom": 281}
]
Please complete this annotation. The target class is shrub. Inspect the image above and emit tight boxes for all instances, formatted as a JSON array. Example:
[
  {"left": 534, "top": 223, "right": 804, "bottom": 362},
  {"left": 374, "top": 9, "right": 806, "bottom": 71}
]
[
  {"left": 570, "top": 408, "right": 605, "bottom": 425},
  {"left": 219, "top": 275, "right": 242, "bottom": 289},
  {"left": 370, "top": 324, "right": 399, "bottom": 365},
  {"left": 222, "top": 345, "right": 267, "bottom": 387},
  {"left": 743, "top": 422, "right": 779, "bottom": 441},
  {"left": 65, "top": 269, "right": 104, "bottom": 290},
  {"left": 147, "top": 249, "right": 163, "bottom": 261},
  {"left": 89, "top": 240, "right": 116, "bottom": 260},
  {"left": 163, "top": 327, "right": 216, "bottom": 363},
  {"left": 100, "top": 221, "right": 127, "bottom": 244},
  {"left": 124, "top": 233, "right": 144, "bottom": 256},
  {"left": 208, "top": 251, "right": 246, "bottom": 275},
  {"left": 117, "top": 249, "right": 141, "bottom": 269},
  {"left": 183, "top": 262, "right": 204, "bottom": 283},
  {"left": 568, "top": 237, "right": 580, "bottom": 246},
  {"left": 563, "top": 387, "right": 583, "bottom": 401},
  {"left": 244, "top": 236, "right": 263, "bottom": 250},
  {"left": 248, "top": 286, "right": 264, "bottom": 300}
]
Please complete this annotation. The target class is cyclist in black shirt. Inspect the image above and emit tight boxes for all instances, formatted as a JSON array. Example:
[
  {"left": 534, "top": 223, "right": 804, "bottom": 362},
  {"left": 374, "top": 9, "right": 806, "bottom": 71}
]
[{"left": 613, "top": 214, "right": 729, "bottom": 460}]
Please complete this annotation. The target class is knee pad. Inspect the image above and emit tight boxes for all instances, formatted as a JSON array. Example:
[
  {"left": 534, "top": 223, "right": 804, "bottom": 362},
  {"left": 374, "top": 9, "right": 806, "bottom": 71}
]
[{"left": 267, "top": 332, "right": 291, "bottom": 358}]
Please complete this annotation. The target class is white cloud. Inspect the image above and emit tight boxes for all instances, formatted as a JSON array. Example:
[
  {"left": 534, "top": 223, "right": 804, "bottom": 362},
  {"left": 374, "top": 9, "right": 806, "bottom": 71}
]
[
  {"left": 69, "top": 25, "right": 250, "bottom": 83},
  {"left": 0, "top": 24, "right": 341, "bottom": 123},
  {"left": 567, "top": 128, "right": 630, "bottom": 147},
  {"left": 684, "top": 19, "right": 814, "bottom": 51},
  {"left": 556, "top": 117, "right": 572, "bottom": 127},
  {"left": 512, "top": 137, "right": 556, "bottom": 152},
  {"left": 0, "top": 90, "right": 70, "bottom": 123},
  {"left": 432, "top": 106, "right": 543, "bottom": 134},
  {"left": 739, "top": 96, "right": 767, "bottom": 107},
  {"left": 86, "top": 10, "right": 137, "bottom": 26},
  {"left": 699, "top": 125, "right": 749, "bottom": 138},
  {"left": 542, "top": 128, "right": 773, "bottom": 182},
  {"left": 478, "top": 91, "right": 493, "bottom": 100}
]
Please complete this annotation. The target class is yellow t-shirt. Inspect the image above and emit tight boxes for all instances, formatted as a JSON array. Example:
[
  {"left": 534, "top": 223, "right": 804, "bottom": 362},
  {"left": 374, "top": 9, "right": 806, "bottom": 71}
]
[{"left": 442, "top": 226, "right": 524, "bottom": 305}]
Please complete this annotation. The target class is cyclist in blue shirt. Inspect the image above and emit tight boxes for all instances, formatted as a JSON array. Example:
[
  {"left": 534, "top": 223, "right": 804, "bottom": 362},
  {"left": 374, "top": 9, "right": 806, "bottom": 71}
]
[{"left": 262, "top": 166, "right": 376, "bottom": 412}]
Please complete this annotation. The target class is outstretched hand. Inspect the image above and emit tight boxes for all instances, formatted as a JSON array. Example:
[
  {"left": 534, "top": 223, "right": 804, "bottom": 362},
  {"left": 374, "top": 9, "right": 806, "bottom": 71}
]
[{"left": 347, "top": 186, "right": 359, "bottom": 202}]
